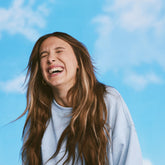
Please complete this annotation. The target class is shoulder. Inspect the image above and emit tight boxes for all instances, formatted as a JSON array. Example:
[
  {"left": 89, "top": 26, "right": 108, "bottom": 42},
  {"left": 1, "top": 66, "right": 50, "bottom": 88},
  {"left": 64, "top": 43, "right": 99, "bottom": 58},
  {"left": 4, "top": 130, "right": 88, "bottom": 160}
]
[
  {"left": 104, "top": 86, "right": 134, "bottom": 132},
  {"left": 104, "top": 87, "right": 143, "bottom": 164},
  {"left": 104, "top": 86, "right": 121, "bottom": 100},
  {"left": 104, "top": 86, "right": 124, "bottom": 111}
]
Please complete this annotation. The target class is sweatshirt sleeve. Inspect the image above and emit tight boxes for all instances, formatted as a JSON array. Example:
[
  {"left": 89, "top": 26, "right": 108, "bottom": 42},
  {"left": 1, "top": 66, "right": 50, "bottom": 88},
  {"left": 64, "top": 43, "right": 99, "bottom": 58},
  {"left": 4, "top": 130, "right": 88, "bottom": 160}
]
[{"left": 105, "top": 87, "right": 143, "bottom": 165}]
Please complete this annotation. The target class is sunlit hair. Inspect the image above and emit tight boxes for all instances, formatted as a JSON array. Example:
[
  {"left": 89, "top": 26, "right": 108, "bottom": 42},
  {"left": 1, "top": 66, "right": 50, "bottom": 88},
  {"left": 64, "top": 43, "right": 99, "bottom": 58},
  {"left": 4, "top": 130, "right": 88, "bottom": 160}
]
[{"left": 20, "top": 32, "right": 110, "bottom": 165}]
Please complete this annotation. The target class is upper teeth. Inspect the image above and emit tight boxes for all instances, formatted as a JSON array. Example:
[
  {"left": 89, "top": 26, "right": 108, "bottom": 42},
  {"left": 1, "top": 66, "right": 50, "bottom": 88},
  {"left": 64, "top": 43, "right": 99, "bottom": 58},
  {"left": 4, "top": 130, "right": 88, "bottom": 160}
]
[{"left": 49, "top": 67, "right": 63, "bottom": 74}]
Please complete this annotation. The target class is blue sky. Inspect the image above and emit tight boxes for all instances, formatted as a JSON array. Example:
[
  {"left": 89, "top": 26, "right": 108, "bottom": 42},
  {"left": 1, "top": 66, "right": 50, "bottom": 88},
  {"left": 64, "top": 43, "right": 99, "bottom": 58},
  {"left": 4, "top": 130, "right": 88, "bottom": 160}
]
[{"left": 0, "top": 0, "right": 165, "bottom": 165}]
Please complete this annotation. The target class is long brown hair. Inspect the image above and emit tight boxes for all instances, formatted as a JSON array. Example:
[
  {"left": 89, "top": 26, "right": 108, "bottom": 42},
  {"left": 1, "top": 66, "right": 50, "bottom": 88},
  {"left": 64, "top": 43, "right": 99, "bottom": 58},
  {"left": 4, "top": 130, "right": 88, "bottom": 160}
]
[{"left": 21, "top": 32, "right": 110, "bottom": 165}]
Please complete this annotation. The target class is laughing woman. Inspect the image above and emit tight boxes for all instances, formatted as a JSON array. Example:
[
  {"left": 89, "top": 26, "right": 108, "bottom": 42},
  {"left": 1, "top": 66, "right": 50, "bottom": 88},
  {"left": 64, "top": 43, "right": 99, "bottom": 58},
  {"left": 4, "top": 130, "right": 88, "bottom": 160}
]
[{"left": 20, "top": 32, "right": 143, "bottom": 165}]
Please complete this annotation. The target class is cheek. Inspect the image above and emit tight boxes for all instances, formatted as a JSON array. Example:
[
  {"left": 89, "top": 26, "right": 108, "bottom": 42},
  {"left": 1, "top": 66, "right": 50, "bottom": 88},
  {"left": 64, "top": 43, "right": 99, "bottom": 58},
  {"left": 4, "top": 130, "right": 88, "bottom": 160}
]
[
  {"left": 71, "top": 56, "right": 78, "bottom": 69},
  {"left": 68, "top": 60, "right": 78, "bottom": 73}
]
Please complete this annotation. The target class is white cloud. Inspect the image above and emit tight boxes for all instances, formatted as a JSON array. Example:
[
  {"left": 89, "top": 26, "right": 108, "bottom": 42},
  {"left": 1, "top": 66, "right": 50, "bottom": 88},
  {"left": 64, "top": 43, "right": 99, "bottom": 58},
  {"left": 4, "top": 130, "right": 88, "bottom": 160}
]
[
  {"left": 92, "top": 0, "right": 165, "bottom": 89},
  {"left": 92, "top": 15, "right": 114, "bottom": 72},
  {"left": 92, "top": 15, "right": 112, "bottom": 36},
  {"left": 123, "top": 71, "right": 163, "bottom": 91},
  {"left": 0, "top": 74, "right": 26, "bottom": 93},
  {"left": 103, "top": 0, "right": 164, "bottom": 31},
  {"left": 143, "top": 158, "right": 153, "bottom": 165},
  {"left": 0, "top": 0, "right": 52, "bottom": 41}
]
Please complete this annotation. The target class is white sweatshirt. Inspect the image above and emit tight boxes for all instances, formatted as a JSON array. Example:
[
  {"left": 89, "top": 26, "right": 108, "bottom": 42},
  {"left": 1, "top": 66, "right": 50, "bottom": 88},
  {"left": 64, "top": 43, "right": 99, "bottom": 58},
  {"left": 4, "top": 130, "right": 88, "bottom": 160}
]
[{"left": 41, "top": 86, "right": 143, "bottom": 165}]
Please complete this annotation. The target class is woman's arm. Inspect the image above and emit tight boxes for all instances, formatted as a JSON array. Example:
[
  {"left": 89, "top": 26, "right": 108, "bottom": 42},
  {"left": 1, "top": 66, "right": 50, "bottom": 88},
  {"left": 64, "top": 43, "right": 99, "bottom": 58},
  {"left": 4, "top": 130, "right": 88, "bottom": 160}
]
[{"left": 106, "top": 87, "right": 143, "bottom": 165}]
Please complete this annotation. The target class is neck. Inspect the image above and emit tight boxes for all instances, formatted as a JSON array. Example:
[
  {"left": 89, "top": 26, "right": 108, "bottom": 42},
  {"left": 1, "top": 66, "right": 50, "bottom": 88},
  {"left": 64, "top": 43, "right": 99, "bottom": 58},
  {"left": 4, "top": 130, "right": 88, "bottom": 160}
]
[{"left": 52, "top": 87, "right": 71, "bottom": 107}]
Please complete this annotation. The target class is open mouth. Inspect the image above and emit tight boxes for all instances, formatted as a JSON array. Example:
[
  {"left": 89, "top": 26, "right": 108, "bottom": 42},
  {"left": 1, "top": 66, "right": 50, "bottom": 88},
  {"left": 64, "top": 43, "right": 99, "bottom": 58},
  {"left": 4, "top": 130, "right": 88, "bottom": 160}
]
[{"left": 48, "top": 67, "right": 64, "bottom": 74}]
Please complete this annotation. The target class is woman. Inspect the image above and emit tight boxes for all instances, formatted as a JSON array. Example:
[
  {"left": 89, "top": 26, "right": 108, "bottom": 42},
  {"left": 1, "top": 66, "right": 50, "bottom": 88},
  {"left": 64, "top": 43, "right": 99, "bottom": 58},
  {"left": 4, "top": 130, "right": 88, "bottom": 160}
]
[{"left": 20, "top": 32, "right": 142, "bottom": 165}]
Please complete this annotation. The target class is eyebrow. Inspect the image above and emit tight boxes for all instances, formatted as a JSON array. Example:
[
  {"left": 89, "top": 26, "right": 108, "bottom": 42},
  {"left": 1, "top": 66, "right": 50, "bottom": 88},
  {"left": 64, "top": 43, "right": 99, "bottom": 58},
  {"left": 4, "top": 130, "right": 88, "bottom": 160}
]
[
  {"left": 40, "top": 47, "right": 65, "bottom": 56},
  {"left": 54, "top": 46, "right": 65, "bottom": 50}
]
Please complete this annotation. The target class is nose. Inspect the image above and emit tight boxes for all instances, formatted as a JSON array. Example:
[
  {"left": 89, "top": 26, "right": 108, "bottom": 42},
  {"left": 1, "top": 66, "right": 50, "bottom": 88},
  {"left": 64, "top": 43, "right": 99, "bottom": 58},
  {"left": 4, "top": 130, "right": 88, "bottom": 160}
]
[{"left": 47, "top": 53, "right": 55, "bottom": 64}]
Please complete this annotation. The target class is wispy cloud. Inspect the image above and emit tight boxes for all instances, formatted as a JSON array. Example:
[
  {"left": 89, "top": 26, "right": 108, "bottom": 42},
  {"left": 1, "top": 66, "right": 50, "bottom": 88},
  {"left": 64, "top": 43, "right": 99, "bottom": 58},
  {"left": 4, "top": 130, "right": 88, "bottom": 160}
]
[
  {"left": 123, "top": 71, "right": 163, "bottom": 91},
  {"left": 0, "top": 74, "right": 26, "bottom": 94},
  {"left": 0, "top": 0, "right": 53, "bottom": 41},
  {"left": 103, "top": 0, "right": 164, "bottom": 32},
  {"left": 143, "top": 158, "right": 153, "bottom": 165},
  {"left": 92, "top": 0, "right": 165, "bottom": 90}
]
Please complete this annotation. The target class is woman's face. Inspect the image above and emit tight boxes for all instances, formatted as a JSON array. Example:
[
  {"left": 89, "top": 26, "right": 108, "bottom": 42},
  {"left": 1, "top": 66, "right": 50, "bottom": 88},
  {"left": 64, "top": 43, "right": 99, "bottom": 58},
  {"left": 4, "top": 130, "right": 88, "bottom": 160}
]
[{"left": 39, "top": 36, "right": 78, "bottom": 91}]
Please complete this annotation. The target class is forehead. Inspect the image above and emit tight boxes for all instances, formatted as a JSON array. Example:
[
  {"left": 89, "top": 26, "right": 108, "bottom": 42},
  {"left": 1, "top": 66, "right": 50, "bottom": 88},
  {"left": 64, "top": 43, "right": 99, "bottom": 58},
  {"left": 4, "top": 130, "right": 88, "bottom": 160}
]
[{"left": 39, "top": 36, "right": 71, "bottom": 51}]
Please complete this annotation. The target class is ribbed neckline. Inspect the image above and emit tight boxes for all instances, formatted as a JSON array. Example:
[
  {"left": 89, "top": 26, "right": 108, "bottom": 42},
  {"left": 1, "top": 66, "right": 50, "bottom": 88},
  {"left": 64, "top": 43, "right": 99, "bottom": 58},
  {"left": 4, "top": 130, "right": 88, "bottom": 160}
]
[{"left": 53, "top": 99, "right": 72, "bottom": 112}]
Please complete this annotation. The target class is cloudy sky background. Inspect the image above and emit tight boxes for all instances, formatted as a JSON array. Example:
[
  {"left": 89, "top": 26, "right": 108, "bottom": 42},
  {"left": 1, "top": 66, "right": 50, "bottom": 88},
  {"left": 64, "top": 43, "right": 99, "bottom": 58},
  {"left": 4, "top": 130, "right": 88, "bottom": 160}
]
[{"left": 0, "top": 0, "right": 165, "bottom": 165}]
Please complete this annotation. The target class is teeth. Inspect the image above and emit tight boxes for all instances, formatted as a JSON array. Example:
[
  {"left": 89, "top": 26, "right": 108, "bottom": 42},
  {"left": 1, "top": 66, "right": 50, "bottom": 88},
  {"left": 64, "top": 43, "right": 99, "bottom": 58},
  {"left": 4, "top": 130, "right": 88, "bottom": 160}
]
[{"left": 49, "top": 67, "right": 63, "bottom": 74}]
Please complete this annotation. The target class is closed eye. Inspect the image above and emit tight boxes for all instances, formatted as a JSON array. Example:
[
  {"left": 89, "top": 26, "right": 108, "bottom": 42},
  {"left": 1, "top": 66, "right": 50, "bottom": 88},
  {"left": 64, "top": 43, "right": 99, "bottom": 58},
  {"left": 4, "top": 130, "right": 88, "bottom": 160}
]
[
  {"left": 40, "top": 51, "right": 48, "bottom": 58},
  {"left": 56, "top": 50, "right": 63, "bottom": 54},
  {"left": 55, "top": 47, "right": 65, "bottom": 54}
]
